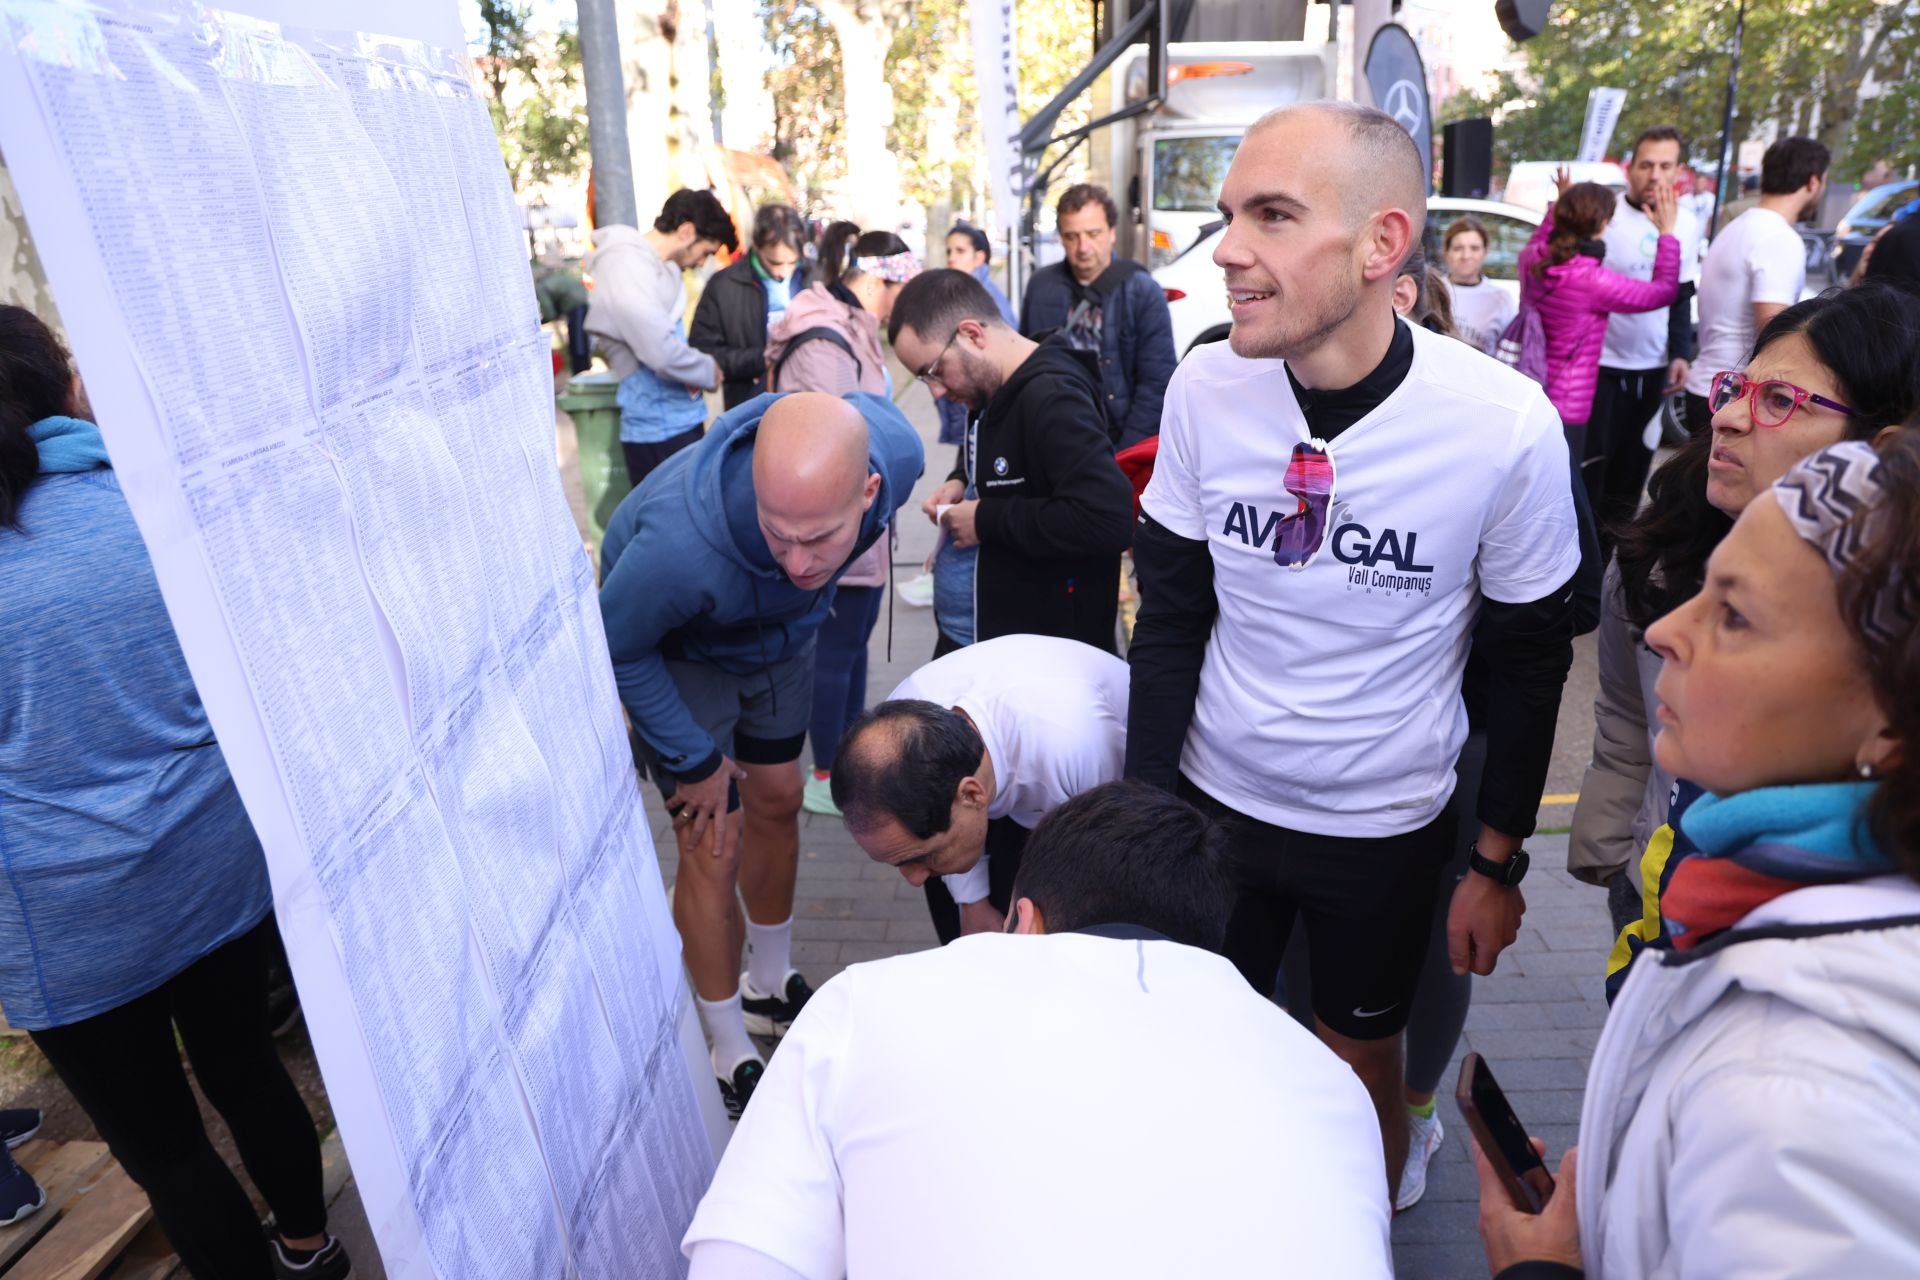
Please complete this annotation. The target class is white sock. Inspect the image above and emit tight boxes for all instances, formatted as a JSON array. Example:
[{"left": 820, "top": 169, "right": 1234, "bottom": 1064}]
[
  {"left": 696, "top": 992, "right": 759, "bottom": 1078},
  {"left": 744, "top": 917, "right": 794, "bottom": 998}
]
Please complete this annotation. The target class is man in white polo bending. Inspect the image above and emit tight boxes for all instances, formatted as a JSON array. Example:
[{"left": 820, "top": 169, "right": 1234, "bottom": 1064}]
[{"left": 830, "top": 633, "right": 1128, "bottom": 940}]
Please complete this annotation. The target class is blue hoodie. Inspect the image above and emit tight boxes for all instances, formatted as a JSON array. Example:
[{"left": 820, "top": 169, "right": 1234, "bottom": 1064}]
[
  {"left": 599, "top": 391, "right": 923, "bottom": 779},
  {"left": 1, "top": 418, "right": 271, "bottom": 1029}
]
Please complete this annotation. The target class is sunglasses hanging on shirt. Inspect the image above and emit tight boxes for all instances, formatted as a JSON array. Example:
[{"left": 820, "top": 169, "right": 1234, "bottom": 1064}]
[{"left": 1274, "top": 438, "right": 1337, "bottom": 570}]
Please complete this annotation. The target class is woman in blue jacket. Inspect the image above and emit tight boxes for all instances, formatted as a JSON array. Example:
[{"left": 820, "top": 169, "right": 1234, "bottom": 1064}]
[{"left": 0, "top": 306, "right": 347, "bottom": 1280}]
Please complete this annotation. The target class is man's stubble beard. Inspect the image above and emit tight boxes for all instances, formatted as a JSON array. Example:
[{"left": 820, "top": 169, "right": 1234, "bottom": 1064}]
[
  {"left": 957, "top": 349, "right": 1006, "bottom": 412},
  {"left": 1227, "top": 262, "right": 1365, "bottom": 365}
]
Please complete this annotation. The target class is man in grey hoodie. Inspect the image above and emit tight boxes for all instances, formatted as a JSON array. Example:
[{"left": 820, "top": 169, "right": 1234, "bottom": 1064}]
[
  {"left": 584, "top": 189, "right": 735, "bottom": 486},
  {"left": 600, "top": 389, "right": 923, "bottom": 1116}
]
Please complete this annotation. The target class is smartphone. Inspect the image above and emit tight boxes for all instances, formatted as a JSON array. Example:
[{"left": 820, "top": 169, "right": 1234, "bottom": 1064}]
[{"left": 1456, "top": 1052, "right": 1556, "bottom": 1213}]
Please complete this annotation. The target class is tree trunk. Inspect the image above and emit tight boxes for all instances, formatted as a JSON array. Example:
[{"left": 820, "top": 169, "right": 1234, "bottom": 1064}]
[
  {"left": 816, "top": 0, "right": 902, "bottom": 228},
  {"left": 1817, "top": 17, "right": 1894, "bottom": 163},
  {"left": 0, "top": 153, "right": 63, "bottom": 334}
]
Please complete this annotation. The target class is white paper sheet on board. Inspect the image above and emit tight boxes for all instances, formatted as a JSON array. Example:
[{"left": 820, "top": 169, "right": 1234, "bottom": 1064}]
[{"left": 0, "top": 2, "right": 720, "bottom": 1274}]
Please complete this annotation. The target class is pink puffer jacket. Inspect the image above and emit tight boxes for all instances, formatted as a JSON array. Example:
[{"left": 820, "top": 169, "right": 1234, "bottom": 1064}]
[{"left": 1518, "top": 206, "right": 1680, "bottom": 427}]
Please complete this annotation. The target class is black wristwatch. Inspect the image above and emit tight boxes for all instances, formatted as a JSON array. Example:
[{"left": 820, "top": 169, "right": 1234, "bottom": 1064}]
[{"left": 1467, "top": 843, "right": 1530, "bottom": 888}]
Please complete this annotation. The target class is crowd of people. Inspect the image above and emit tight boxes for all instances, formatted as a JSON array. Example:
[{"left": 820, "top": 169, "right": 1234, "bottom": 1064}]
[
  {"left": 4, "top": 88, "right": 1920, "bottom": 1280},
  {"left": 594, "top": 103, "right": 1920, "bottom": 1279}
]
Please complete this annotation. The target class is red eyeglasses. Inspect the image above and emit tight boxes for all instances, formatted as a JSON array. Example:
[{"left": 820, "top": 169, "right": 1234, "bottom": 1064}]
[{"left": 1708, "top": 370, "right": 1856, "bottom": 428}]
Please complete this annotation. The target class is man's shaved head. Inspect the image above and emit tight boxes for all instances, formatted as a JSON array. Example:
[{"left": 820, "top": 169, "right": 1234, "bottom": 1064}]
[
  {"left": 752, "top": 393, "right": 882, "bottom": 591},
  {"left": 1212, "top": 102, "right": 1424, "bottom": 374},
  {"left": 756, "top": 393, "right": 870, "bottom": 502},
  {"left": 1246, "top": 102, "right": 1427, "bottom": 230}
]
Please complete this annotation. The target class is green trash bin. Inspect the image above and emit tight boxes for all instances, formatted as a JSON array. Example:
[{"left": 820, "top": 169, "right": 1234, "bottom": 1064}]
[{"left": 555, "top": 371, "right": 628, "bottom": 553}]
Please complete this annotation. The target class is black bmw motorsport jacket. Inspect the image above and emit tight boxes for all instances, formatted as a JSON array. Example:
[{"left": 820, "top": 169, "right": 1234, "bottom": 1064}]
[{"left": 953, "top": 338, "right": 1136, "bottom": 653}]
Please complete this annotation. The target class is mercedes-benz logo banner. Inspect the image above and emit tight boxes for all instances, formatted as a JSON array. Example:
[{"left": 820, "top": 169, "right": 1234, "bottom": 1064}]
[{"left": 1364, "top": 24, "right": 1434, "bottom": 196}]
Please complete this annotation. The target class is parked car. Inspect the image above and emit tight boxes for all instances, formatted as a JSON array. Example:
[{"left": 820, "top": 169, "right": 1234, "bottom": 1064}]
[
  {"left": 1154, "top": 197, "right": 1541, "bottom": 358},
  {"left": 1832, "top": 179, "right": 1918, "bottom": 279}
]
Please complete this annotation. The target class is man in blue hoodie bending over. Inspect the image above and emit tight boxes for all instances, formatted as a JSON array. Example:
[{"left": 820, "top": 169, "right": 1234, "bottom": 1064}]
[{"left": 600, "top": 390, "right": 923, "bottom": 1115}]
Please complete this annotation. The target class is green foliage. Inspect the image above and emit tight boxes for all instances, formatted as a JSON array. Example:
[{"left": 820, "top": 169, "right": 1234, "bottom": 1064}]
[
  {"left": 887, "top": 0, "right": 976, "bottom": 209},
  {"left": 1439, "top": 0, "right": 1917, "bottom": 183},
  {"left": 475, "top": 0, "right": 589, "bottom": 193},
  {"left": 759, "top": 0, "right": 1099, "bottom": 214},
  {"left": 761, "top": 0, "right": 848, "bottom": 209}
]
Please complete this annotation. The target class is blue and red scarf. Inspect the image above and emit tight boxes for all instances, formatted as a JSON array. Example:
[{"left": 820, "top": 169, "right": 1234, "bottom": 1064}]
[{"left": 1664, "top": 781, "right": 1892, "bottom": 950}]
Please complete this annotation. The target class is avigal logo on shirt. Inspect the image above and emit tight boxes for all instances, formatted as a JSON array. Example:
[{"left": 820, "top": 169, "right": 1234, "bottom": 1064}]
[{"left": 1221, "top": 501, "right": 1437, "bottom": 596}]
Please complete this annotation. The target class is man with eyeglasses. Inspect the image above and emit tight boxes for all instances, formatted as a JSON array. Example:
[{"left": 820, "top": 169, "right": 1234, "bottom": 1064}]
[
  {"left": 888, "top": 269, "right": 1135, "bottom": 654},
  {"left": 1018, "top": 184, "right": 1177, "bottom": 449},
  {"left": 1126, "top": 103, "right": 1583, "bottom": 1208}
]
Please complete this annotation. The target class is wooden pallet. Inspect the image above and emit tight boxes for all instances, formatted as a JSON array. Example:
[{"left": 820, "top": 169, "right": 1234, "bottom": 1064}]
[{"left": 0, "top": 1140, "right": 162, "bottom": 1280}]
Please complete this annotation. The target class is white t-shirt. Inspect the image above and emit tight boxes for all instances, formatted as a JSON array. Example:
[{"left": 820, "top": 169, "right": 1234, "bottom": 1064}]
[
  {"left": 682, "top": 932, "right": 1392, "bottom": 1279},
  {"left": 1142, "top": 324, "right": 1581, "bottom": 837},
  {"left": 1685, "top": 207, "right": 1806, "bottom": 397},
  {"left": 889, "top": 634, "right": 1128, "bottom": 904},
  {"left": 1600, "top": 197, "right": 1703, "bottom": 370},
  {"left": 1448, "top": 278, "right": 1515, "bottom": 357}
]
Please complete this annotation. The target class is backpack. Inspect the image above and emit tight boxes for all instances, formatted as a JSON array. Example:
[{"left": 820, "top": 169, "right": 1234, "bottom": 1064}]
[
  {"left": 1494, "top": 300, "right": 1549, "bottom": 386},
  {"left": 767, "top": 326, "right": 859, "bottom": 392}
]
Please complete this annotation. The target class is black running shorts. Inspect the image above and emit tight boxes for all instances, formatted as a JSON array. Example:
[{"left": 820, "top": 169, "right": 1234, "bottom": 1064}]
[{"left": 1180, "top": 775, "right": 1455, "bottom": 1041}]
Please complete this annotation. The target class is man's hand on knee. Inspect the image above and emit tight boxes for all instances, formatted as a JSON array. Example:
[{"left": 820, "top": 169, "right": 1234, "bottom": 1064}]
[{"left": 672, "top": 755, "right": 748, "bottom": 851}]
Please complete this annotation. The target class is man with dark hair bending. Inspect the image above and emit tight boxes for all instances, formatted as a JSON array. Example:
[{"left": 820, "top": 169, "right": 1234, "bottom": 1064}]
[
  {"left": 681, "top": 781, "right": 1393, "bottom": 1280},
  {"left": 831, "top": 634, "right": 1128, "bottom": 939}
]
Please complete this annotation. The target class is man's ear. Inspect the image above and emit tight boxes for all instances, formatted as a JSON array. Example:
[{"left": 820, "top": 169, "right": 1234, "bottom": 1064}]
[
  {"left": 955, "top": 773, "right": 990, "bottom": 810},
  {"left": 1361, "top": 208, "right": 1417, "bottom": 284},
  {"left": 861, "top": 470, "right": 882, "bottom": 511},
  {"left": 1009, "top": 896, "right": 1046, "bottom": 935}
]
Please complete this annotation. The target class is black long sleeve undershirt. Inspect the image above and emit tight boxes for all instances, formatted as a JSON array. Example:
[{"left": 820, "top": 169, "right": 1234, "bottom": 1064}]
[
  {"left": 1124, "top": 512, "right": 1215, "bottom": 791},
  {"left": 1472, "top": 581, "right": 1577, "bottom": 839}
]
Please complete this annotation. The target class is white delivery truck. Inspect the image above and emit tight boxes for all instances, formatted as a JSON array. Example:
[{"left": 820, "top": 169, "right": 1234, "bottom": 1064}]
[{"left": 1088, "top": 41, "right": 1334, "bottom": 269}]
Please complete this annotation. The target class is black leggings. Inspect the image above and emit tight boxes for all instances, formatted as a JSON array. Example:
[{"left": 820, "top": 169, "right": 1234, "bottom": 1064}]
[{"left": 30, "top": 918, "right": 326, "bottom": 1280}]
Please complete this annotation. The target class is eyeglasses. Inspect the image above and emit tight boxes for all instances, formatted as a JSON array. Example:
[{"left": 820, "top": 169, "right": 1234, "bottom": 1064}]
[
  {"left": 1708, "top": 370, "right": 1856, "bottom": 428},
  {"left": 916, "top": 329, "right": 960, "bottom": 385}
]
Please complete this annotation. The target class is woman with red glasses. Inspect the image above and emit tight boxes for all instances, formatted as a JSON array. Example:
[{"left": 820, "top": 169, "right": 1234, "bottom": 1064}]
[{"left": 1568, "top": 283, "right": 1920, "bottom": 969}]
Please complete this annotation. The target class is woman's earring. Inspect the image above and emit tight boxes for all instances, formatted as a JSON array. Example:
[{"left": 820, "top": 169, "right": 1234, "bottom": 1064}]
[{"left": 1858, "top": 761, "right": 1880, "bottom": 780}]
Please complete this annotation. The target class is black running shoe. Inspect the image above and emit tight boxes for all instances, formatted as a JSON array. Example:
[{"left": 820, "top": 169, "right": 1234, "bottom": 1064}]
[
  {"left": 718, "top": 1058, "right": 765, "bottom": 1121},
  {"left": 0, "top": 1155, "right": 43, "bottom": 1227},
  {"left": 269, "top": 1234, "right": 354, "bottom": 1280},
  {"left": 0, "top": 1108, "right": 42, "bottom": 1150},
  {"left": 740, "top": 972, "right": 815, "bottom": 1038}
]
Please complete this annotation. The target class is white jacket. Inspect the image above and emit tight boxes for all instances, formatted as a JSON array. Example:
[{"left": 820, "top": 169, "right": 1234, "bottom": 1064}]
[{"left": 1578, "top": 875, "right": 1920, "bottom": 1279}]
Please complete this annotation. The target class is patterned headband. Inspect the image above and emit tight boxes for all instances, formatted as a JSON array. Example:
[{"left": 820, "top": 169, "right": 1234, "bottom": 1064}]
[
  {"left": 1773, "top": 440, "right": 1906, "bottom": 648},
  {"left": 853, "top": 251, "right": 921, "bottom": 283}
]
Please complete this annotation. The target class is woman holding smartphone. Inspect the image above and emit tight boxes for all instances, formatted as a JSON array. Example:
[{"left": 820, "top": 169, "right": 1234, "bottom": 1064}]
[{"left": 1476, "top": 430, "right": 1920, "bottom": 1279}]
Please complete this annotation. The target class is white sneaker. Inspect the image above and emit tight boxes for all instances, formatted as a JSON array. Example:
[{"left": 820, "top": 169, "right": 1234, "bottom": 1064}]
[
  {"left": 895, "top": 573, "right": 934, "bottom": 607},
  {"left": 1395, "top": 1109, "right": 1445, "bottom": 1211}
]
